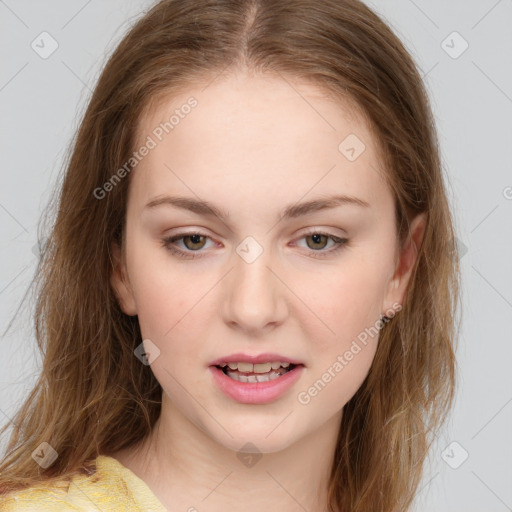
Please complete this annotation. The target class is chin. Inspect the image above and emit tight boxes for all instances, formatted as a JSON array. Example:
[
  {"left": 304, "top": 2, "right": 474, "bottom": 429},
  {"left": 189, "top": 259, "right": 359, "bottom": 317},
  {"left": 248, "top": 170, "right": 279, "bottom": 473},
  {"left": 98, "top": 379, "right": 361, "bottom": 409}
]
[{"left": 209, "top": 425, "right": 302, "bottom": 455}]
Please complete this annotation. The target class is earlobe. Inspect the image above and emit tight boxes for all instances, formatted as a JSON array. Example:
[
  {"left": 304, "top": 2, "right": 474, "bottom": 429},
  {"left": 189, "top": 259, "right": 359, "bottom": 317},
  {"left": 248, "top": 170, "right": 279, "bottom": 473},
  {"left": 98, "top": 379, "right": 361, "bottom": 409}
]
[
  {"left": 110, "top": 241, "right": 138, "bottom": 316},
  {"left": 384, "top": 212, "right": 427, "bottom": 312}
]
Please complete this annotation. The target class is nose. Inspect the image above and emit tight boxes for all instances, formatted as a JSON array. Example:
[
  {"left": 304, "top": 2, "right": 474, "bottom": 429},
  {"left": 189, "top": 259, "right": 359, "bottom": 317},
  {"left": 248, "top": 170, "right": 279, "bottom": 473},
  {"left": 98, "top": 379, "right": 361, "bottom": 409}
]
[{"left": 223, "top": 243, "right": 289, "bottom": 334}]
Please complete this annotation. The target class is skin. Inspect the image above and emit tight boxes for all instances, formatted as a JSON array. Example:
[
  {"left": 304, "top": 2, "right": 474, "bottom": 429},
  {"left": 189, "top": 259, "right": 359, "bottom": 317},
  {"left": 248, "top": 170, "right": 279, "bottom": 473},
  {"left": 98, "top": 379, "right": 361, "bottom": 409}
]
[{"left": 110, "top": 69, "right": 426, "bottom": 511}]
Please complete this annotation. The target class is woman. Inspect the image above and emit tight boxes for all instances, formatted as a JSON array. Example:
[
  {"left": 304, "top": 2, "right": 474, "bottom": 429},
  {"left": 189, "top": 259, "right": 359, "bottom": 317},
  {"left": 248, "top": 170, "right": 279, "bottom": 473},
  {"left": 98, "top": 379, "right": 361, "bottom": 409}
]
[{"left": 0, "top": 0, "right": 461, "bottom": 510}]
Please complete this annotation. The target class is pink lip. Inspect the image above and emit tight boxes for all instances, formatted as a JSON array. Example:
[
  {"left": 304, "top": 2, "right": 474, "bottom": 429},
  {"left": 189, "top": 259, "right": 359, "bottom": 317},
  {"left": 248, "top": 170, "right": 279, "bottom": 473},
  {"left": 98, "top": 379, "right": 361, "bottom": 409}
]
[
  {"left": 208, "top": 364, "right": 305, "bottom": 404},
  {"left": 209, "top": 352, "right": 304, "bottom": 366}
]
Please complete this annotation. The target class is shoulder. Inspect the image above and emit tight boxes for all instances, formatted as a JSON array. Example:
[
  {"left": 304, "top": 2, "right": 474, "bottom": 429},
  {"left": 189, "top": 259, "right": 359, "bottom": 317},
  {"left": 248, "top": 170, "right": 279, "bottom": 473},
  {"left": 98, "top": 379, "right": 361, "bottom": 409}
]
[
  {"left": 0, "top": 455, "right": 166, "bottom": 512},
  {"left": 0, "top": 484, "right": 81, "bottom": 511},
  {"left": 0, "top": 455, "right": 124, "bottom": 511}
]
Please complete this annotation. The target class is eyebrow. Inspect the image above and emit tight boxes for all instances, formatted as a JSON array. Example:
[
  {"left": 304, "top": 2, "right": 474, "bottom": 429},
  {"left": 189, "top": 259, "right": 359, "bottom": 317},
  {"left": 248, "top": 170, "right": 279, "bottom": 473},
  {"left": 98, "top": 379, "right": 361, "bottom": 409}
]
[{"left": 144, "top": 194, "right": 370, "bottom": 221}]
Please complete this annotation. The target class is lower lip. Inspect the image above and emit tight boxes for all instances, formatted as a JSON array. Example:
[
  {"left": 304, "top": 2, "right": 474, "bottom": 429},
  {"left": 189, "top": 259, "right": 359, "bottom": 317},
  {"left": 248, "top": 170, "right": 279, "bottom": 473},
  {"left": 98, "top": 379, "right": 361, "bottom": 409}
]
[{"left": 209, "top": 365, "right": 305, "bottom": 404}]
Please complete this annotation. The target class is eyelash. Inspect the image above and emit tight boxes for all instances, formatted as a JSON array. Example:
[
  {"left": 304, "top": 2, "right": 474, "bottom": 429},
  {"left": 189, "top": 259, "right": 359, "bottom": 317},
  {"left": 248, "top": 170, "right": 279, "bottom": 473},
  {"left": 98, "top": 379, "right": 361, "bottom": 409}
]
[{"left": 160, "top": 230, "right": 348, "bottom": 260}]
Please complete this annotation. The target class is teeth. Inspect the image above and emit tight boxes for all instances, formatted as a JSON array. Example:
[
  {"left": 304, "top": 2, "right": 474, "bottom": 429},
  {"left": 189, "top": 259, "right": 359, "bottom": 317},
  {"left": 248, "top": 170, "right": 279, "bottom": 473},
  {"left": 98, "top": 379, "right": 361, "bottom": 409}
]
[
  {"left": 226, "top": 369, "right": 285, "bottom": 383},
  {"left": 220, "top": 361, "right": 293, "bottom": 373},
  {"left": 254, "top": 363, "right": 271, "bottom": 373},
  {"left": 237, "top": 362, "right": 254, "bottom": 373}
]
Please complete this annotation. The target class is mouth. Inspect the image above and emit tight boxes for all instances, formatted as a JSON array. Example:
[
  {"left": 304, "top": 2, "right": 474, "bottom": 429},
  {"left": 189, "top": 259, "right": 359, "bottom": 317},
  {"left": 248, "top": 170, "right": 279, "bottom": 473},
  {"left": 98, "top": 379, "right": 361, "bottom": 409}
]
[
  {"left": 209, "top": 361, "right": 305, "bottom": 404},
  {"left": 215, "top": 362, "right": 301, "bottom": 383}
]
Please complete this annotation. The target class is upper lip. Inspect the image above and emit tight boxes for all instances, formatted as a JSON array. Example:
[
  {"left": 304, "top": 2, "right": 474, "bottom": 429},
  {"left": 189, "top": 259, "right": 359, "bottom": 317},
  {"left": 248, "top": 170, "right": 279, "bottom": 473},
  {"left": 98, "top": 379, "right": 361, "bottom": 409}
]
[{"left": 209, "top": 353, "right": 304, "bottom": 367}]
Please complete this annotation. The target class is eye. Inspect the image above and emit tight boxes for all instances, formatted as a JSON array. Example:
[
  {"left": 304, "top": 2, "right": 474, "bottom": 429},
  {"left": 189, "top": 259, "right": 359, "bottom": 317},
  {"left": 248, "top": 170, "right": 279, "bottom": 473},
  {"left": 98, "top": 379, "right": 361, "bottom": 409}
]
[
  {"left": 161, "top": 232, "right": 213, "bottom": 259},
  {"left": 161, "top": 230, "right": 348, "bottom": 260},
  {"left": 294, "top": 231, "right": 348, "bottom": 259}
]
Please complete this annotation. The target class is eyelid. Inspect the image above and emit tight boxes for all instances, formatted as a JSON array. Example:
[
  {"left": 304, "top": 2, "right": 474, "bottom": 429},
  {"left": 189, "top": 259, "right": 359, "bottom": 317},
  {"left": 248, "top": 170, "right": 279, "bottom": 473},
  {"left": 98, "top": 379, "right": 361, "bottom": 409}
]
[
  {"left": 291, "top": 229, "right": 348, "bottom": 259},
  {"left": 160, "top": 230, "right": 216, "bottom": 259},
  {"left": 161, "top": 228, "right": 348, "bottom": 259}
]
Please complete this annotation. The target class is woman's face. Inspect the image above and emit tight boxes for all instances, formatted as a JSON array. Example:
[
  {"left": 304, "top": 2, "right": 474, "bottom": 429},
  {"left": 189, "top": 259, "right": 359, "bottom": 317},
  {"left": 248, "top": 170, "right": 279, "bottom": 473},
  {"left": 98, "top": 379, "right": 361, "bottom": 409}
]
[{"left": 111, "top": 71, "right": 422, "bottom": 453}]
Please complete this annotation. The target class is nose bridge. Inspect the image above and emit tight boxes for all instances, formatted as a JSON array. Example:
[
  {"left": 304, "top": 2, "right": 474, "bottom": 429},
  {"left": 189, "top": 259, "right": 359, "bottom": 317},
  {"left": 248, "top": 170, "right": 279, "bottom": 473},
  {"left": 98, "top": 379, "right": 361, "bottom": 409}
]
[{"left": 224, "top": 235, "right": 287, "bottom": 331}]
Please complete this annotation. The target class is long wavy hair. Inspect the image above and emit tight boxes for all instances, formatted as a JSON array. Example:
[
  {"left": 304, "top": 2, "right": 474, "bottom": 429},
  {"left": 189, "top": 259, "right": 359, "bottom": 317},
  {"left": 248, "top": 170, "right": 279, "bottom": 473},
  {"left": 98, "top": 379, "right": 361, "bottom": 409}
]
[{"left": 0, "top": 1, "right": 461, "bottom": 510}]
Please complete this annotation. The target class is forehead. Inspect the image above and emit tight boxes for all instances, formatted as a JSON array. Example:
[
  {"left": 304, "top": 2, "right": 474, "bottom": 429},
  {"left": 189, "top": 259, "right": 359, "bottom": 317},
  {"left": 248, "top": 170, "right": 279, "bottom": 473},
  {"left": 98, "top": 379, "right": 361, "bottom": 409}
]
[{"left": 130, "top": 71, "right": 390, "bottom": 214}]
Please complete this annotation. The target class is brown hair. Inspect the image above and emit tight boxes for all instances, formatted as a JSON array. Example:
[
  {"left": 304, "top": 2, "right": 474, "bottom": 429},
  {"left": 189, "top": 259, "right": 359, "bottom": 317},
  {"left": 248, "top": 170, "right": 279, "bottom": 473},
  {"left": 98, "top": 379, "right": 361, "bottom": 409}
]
[{"left": 0, "top": 1, "right": 461, "bottom": 510}]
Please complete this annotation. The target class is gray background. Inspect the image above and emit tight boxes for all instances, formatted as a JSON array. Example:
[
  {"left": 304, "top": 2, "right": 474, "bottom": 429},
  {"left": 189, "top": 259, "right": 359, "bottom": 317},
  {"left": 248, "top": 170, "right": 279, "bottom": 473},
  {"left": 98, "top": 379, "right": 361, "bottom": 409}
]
[{"left": 1, "top": 1, "right": 511, "bottom": 510}]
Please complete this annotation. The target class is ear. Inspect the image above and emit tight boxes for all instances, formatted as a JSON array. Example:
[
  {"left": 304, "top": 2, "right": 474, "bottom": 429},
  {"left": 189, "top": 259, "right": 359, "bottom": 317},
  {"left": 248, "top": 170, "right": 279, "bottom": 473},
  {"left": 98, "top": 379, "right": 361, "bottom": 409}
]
[
  {"left": 382, "top": 212, "right": 427, "bottom": 314},
  {"left": 110, "top": 240, "right": 138, "bottom": 316}
]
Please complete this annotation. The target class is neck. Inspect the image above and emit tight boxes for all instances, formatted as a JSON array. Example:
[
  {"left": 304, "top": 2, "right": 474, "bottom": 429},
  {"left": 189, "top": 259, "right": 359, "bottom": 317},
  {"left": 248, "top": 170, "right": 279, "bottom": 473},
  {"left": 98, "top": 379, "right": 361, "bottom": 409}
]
[{"left": 116, "top": 394, "right": 342, "bottom": 512}]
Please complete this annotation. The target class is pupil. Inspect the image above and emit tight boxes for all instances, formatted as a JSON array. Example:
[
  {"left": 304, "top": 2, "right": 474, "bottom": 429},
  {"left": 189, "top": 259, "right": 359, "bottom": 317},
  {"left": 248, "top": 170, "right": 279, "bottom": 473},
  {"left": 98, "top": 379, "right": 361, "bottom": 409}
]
[
  {"left": 185, "top": 234, "right": 204, "bottom": 250},
  {"left": 308, "top": 233, "right": 326, "bottom": 249}
]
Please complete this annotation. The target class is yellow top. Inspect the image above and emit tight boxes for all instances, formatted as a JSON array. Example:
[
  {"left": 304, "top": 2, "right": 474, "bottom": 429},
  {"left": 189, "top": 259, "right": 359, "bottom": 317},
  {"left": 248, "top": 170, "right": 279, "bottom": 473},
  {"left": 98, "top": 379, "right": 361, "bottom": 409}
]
[{"left": 0, "top": 455, "right": 167, "bottom": 511}]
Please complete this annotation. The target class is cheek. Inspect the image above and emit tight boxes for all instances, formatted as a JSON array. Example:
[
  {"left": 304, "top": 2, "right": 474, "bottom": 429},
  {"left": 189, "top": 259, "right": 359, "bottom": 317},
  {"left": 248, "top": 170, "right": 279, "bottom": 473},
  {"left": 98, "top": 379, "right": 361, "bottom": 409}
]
[
  {"left": 126, "top": 244, "right": 200, "bottom": 354},
  {"left": 298, "top": 343, "right": 377, "bottom": 420},
  {"left": 292, "top": 256, "right": 389, "bottom": 408},
  {"left": 135, "top": 282, "right": 206, "bottom": 360},
  {"left": 292, "top": 256, "right": 390, "bottom": 342},
  {"left": 296, "top": 271, "right": 382, "bottom": 414}
]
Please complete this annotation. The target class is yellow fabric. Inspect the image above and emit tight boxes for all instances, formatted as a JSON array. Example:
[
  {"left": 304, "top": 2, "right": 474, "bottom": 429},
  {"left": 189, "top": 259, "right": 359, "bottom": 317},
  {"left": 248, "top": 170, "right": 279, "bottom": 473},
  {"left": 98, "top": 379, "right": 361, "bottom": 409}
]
[{"left": 0, "top": 455, "right": 167, "bottom": 511}]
